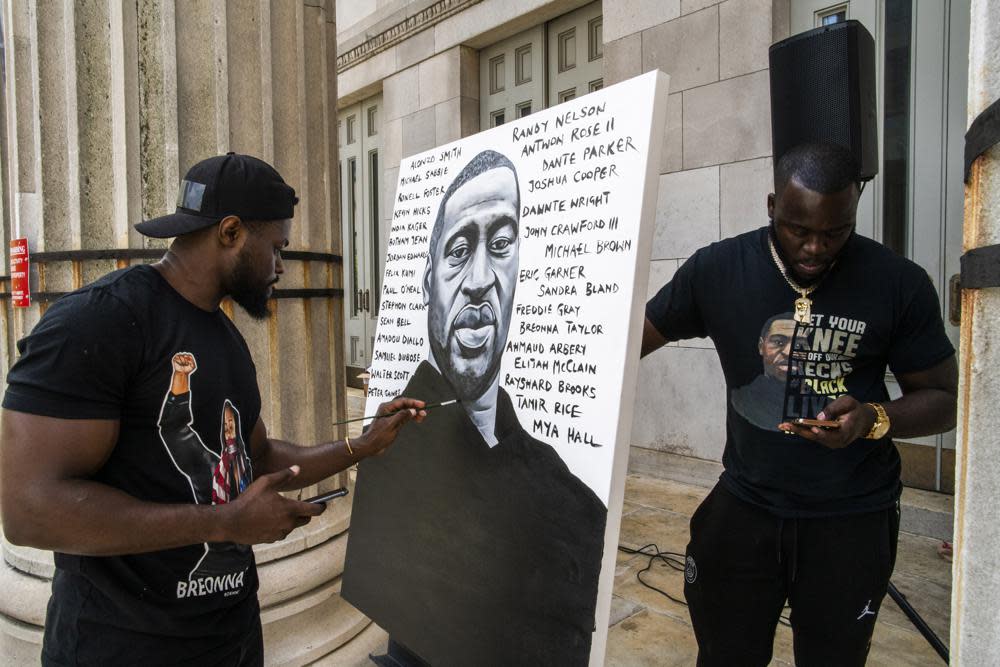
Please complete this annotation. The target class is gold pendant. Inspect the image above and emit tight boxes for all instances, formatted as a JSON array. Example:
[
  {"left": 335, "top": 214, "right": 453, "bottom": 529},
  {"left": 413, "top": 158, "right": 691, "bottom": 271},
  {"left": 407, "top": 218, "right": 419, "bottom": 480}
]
[{"left": 794, "top": 296, "right": 812, "bottom": 324}]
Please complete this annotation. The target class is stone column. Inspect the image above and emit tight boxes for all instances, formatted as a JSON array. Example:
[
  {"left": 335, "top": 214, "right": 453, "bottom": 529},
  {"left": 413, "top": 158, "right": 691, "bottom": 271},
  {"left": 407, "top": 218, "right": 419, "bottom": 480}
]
[
  {"left": 0, "top": 1, "right": 374, "bottom": 663},
  {"left": 950, "top": 0, "right": 1000, "bottom": 663}
]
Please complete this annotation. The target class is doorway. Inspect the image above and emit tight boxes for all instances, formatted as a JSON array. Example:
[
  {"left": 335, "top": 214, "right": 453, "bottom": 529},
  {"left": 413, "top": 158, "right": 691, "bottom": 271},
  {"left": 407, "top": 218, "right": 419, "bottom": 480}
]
[{"left": 339, "top": 95, "right": 383, "bottom": 388}]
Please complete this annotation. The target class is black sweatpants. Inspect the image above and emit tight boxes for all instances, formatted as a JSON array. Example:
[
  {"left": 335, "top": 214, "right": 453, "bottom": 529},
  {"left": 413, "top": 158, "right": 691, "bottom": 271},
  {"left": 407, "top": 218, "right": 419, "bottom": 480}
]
[{"left": 684, "top": 484, "right": 900, "bottom": 667}]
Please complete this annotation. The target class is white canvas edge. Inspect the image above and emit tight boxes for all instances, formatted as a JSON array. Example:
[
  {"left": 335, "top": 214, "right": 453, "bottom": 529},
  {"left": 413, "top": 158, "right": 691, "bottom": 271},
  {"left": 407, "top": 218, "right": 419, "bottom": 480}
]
[{"left": 589, "top": 69, "right": 671, "bottom": 667}]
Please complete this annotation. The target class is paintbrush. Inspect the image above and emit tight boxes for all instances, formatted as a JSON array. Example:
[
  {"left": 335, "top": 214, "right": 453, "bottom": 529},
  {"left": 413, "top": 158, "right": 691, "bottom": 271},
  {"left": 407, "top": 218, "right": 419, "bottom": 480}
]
[{"left": 331, "top": 398, "right": 460, "bottom": 426}]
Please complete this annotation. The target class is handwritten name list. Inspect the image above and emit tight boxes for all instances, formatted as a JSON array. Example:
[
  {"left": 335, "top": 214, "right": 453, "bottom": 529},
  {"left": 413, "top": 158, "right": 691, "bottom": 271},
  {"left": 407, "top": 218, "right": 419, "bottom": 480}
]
[{"left": 365, "top": 74, "right": 659, "bottom": 501}]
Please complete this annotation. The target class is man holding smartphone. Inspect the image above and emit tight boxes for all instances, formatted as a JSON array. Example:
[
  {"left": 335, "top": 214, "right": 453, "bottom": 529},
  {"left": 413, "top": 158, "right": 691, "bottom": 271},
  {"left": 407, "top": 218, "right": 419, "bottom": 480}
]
[
  {"left": 0, "top": 153, "right": 426, "bottom": 665},
  {"left": 641, "top": 142, "right": 957, "bottom": 666}
]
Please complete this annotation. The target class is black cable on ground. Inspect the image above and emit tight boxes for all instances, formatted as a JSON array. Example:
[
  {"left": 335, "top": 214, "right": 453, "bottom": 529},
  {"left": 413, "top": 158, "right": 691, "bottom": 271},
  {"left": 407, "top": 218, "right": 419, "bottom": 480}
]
[
  {"left": 617, "top": 543, "right": 792, "bottom": 626},
  {"left": 617, "top": 543, "right": 688, "bottom": 607}
]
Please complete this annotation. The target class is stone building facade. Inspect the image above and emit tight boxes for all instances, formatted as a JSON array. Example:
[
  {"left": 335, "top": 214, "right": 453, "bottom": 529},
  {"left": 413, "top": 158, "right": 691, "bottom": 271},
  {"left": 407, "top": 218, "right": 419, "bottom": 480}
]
[
  {"left": 2, "top": 0, "right": 994, "bottom": 663},
  {"left": 0, "top": 1, "right": 385, "bottom": 664},
  {"left": 334, "top": 0, "right": 968, "bottom": 491}
]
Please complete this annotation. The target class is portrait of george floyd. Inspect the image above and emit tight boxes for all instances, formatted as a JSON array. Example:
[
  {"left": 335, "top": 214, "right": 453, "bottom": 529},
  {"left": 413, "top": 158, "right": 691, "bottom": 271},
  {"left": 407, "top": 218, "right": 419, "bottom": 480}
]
[
  {"left": 731, "top": 313, "right": 821, "bottom": 431},
  {"left": 343, "top": 72, "right": 670, "bottom": 666}
]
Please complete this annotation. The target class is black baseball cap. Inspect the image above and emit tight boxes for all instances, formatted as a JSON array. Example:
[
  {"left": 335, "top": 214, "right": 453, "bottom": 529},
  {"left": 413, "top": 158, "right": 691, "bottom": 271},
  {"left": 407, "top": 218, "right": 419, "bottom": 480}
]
[{"left": 135, "top": 152, "right": 299, "bottom": 238}]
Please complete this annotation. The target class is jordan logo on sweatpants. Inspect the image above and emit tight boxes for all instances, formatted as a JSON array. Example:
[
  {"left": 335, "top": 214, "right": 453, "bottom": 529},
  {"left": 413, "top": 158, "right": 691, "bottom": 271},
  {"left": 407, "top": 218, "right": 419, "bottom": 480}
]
[{"left": 857, "top": 599, "right": 876, "bottom": 620}]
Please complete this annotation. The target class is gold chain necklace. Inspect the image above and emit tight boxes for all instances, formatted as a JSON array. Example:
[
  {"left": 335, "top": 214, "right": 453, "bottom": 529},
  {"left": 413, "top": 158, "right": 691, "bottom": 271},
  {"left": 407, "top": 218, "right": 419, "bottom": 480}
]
[{"left": 768, "top": 235, "right": 821, "bottom": 324}]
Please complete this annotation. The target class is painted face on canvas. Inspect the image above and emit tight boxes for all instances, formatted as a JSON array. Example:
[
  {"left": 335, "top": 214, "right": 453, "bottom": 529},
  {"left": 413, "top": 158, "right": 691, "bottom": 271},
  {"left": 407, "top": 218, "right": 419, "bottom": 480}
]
[{"left": 424, "top": 167, "right": 519, "bottom": 400}]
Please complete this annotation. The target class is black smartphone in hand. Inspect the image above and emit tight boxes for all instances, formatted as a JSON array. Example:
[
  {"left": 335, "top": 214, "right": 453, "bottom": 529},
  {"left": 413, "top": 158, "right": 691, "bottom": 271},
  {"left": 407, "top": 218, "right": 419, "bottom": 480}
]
[
  {"left": 793, "top": 418, "right": 841, "bottom": 429},
  {"left": 304, "top": 487, "right": 349, "bottom": 504}
]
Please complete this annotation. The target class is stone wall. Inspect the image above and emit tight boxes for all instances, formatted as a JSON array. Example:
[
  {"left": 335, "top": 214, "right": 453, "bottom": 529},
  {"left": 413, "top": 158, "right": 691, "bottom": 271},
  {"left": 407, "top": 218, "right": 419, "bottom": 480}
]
[
  {"left": 0, "top": 1, "right": 379, "bottom": 664},
  {"left": 379, "top": 45, "right": 481, "bottom": 254},
  {"left": 604, "top": 0, "right": 785, "bottom": 464}
]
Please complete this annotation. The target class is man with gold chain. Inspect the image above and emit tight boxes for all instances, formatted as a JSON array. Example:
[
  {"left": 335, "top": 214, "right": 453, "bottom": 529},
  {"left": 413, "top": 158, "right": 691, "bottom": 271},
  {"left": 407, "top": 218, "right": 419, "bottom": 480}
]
[{"left": 641, "top": 141, "right": 957, "bottom": 666}]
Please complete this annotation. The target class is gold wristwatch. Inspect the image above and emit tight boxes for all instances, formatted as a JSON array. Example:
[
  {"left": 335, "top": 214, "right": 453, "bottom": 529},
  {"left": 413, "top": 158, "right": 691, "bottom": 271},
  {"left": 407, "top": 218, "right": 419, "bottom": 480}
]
[{"left": 864, "top": 402, "right": 890, "bottom": 440}]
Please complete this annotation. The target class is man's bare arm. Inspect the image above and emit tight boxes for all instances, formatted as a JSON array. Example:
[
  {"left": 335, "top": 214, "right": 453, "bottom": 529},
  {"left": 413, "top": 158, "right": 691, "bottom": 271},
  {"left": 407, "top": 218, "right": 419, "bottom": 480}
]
[
  {"left": 884, "top": 354, "right": 959, "bottom": 438},
  {"left": 252, "top": 396, "right": 427, "bottom": 490},
  {"left": 779, "top": 355, "right": 959, "bottom": 448},
  {"left": 0, "top": 409, "right": 322, "bottom": 555},
  {"left": 641, "top": 317, "right": 668, "bottom": 358}
]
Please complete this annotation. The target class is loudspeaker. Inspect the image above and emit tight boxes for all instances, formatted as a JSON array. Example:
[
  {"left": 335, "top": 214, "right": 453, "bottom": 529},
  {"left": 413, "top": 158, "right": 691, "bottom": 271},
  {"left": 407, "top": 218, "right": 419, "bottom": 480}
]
[{"left": 769, "top": 20, "right": 878, "bottom": 181}]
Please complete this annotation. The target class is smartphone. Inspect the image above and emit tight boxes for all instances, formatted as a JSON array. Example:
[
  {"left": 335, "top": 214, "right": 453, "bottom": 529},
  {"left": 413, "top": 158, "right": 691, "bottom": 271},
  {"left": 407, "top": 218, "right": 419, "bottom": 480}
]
[
  {"left": 304, "top": 487, "right": 349, "bottom": 504},
  {"left": 793, "top": 418, "right": 841, "bottom": 429}
]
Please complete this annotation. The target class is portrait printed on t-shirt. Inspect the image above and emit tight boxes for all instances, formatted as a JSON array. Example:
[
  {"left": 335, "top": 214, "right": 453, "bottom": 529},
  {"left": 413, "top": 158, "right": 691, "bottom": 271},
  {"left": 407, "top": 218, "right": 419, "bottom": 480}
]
[
  {"left": 157, "top": 352, "right": 253, "bottom": 597},
  {"left": 730, "top": 311, "right": 868, "bottom": 430}
]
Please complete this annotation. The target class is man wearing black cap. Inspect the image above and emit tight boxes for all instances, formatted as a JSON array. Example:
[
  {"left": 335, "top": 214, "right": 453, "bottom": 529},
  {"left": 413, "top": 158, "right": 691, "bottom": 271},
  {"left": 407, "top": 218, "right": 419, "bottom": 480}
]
[
  {"left": 641, "top": 142, "right": 957, "bottom": 665},
  {"left": 0, "top": 153, "right": 426, "bottom": 665}
]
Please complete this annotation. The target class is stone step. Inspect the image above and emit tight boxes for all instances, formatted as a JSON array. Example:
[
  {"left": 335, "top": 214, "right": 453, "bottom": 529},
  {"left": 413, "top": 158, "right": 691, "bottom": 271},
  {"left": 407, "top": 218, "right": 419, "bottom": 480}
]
[{"left": 628, "top": 447, "right": 954, "bottom": 542}]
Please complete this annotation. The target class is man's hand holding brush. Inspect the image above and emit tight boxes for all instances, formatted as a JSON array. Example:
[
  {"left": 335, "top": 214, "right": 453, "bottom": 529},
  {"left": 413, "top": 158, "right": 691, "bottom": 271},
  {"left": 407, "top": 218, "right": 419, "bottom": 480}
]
[{"left": 353, "top": 397, "right": 429, "bottom": 457}]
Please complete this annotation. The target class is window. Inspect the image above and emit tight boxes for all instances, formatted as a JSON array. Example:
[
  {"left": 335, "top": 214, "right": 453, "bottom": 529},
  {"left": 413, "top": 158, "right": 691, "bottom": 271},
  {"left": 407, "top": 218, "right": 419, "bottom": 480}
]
[
  {"left": 346, "top": 115, "right": 357, "bottom": 144},
  {"left": 347, "top": 158, "right": 359, "bottom": 316},
  {"left": 558, "top": 28, "right": 576, "bottom": 72},
  {"left": 882, "top": 0, "right": 912, "bottom": 256},
  {"left": 337, "top": 160, "right": 343, "bottom": 217},
  {"left": 490, "top": 55, "right": 505, "bottom": 94},
  {"left": 367, "top": 106, "right": 378, "bottom": 136},
  {"left": 479, "top": 3, "right": 601, "bottom": 131},
  {"left": 369, "top": 150, "right": 381, "bottom": 313},
  {"left": 515, "top": 44, "right": 532, "bottom": 85},
  {"left": 588, "top": 17, "right": 603, "bottom": 61},
  {"left": 822, "top": 11, "right": 846, "bottom": 25},
  {"left": 817, "top": 5, "right": 848, "bottom": 27}
]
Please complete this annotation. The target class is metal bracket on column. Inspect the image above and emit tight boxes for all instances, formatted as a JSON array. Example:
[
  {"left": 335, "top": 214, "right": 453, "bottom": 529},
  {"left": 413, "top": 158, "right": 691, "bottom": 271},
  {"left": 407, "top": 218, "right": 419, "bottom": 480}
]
[
  {"left": 0, "top": 248, "right": 344, "bottom": 300},
  {"left": 965, "top": 97, "right": 1000, "bottom": 183},
  {"left": 25, "top": 249, "right": 342, "bottom": 264},
  {"left": 960, "top": 244, "right": 1000, "bottom": 289},
  {"left": 0, "top": 287, "right": 344, "bottom": 302}
]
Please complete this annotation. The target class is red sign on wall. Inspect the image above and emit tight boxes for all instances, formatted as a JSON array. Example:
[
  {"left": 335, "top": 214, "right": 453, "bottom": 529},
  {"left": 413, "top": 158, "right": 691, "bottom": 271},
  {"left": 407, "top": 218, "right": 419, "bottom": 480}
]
[{"left": 10, "top": 238, "right": 30, "bottom": 308}]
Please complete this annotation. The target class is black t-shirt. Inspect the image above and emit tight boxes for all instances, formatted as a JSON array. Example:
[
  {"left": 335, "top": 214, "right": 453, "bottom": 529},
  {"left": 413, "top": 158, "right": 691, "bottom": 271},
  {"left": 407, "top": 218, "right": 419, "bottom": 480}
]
[
  {"left": 3, "top": 265, "right": 262, "bottom": 662},
  {"left": 646, "top": 227, "right": 954, "bottom": 517}
]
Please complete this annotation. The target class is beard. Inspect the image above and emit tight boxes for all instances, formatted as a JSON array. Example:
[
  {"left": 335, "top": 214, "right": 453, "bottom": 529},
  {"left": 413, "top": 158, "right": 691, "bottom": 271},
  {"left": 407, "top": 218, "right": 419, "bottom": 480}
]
[{"left": 226, "top": 249, "right": 275, "bottom": 320}]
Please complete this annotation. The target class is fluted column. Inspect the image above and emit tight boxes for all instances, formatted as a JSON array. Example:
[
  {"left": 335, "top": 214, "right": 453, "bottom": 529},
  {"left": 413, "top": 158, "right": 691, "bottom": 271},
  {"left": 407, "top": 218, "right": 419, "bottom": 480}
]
[
  {"left": 951, "top": 0, "right": 1000, "bottom": 663},
  {"left": 0, "top": 1, "right": 361, "bottom": 663}
]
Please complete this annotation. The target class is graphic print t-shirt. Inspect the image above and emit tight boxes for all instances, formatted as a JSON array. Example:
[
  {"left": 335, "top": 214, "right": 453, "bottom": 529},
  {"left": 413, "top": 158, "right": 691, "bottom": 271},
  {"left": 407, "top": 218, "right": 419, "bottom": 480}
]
[
  {"left": 3, "top": 265, "right": 262, "bottom": 646},
  {"left": 646, "top": 227, "right": 954, "bottom": 517}
]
